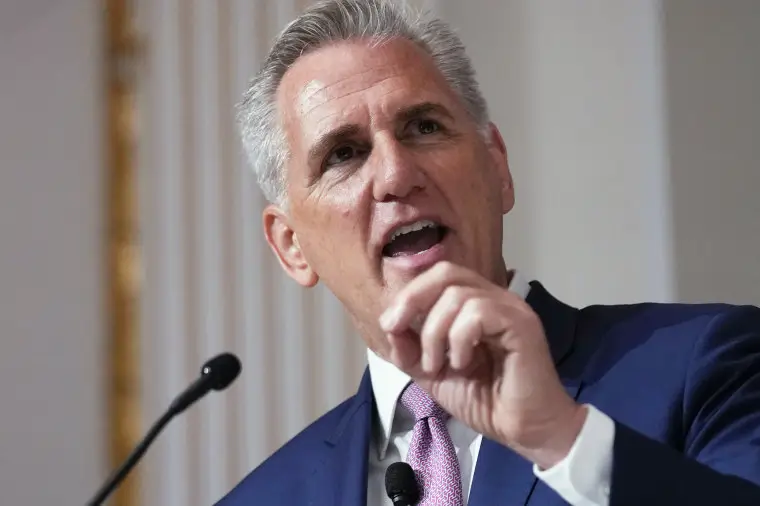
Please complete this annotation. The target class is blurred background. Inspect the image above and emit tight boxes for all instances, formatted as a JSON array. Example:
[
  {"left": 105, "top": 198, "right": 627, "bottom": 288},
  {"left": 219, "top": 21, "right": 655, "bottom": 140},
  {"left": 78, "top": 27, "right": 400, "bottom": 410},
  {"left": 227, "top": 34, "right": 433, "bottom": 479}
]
[{"left": 1, "top": 0, "right": 758, "bottom": 504}]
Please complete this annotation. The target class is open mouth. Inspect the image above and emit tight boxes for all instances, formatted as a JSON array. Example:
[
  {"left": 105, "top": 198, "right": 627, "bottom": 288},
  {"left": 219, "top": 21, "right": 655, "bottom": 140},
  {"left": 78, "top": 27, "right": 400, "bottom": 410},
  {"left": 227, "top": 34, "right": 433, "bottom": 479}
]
[{"left": 382, "top": 220, "right": 449, "bottom": 258}]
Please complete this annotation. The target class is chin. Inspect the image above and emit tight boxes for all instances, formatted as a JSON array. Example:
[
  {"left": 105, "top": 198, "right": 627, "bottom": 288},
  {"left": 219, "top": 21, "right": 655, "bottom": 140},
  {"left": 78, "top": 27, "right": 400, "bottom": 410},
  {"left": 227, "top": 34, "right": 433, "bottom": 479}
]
[{"left": 382, "top": 271, "right": 416, "bottom": 293}]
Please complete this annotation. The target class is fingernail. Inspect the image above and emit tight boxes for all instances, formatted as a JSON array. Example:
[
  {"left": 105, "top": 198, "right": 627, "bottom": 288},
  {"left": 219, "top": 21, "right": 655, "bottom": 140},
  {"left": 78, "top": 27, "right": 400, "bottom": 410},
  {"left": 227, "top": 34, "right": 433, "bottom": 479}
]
[{"left": 379, "top": 307, "right": 397, "bottom": 331}]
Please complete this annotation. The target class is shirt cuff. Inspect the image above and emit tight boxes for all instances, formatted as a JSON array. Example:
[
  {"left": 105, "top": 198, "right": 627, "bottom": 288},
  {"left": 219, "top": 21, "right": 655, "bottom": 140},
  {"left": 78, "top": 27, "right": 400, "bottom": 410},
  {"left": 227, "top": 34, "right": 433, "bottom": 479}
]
[{"left": 533, "top": 404, "right": 615, "bottom": 506}]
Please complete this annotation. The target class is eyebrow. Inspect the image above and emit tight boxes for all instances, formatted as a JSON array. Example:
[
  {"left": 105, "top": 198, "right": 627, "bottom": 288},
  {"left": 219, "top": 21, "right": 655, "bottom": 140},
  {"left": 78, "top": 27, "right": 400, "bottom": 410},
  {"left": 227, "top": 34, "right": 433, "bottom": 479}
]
[
  {"left": 307, "top": 123, "right": 362, "bottom": 165},
  {"left": 396, "top": 101, "right": 455, "bottom": 124},
  {"left": 305, "top": 101, "right": 455, "bottom": 165}
]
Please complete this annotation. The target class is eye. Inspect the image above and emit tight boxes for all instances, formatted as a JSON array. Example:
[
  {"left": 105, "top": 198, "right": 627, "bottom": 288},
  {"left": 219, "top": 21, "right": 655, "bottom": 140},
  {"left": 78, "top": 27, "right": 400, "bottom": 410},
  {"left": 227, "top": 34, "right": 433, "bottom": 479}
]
[
  {"left": 410, "top": 118, "right": 441, "bottom": 135},
  {"left": 325, "top": 144, "right": 359, "bottom": 167}
]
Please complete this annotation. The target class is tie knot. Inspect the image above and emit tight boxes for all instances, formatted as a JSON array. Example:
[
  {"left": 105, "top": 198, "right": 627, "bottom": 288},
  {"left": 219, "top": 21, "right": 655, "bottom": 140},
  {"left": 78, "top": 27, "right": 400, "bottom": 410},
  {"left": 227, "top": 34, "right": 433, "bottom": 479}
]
[{"left": 400, "top": 382, "right": 449, "bottom": 422}]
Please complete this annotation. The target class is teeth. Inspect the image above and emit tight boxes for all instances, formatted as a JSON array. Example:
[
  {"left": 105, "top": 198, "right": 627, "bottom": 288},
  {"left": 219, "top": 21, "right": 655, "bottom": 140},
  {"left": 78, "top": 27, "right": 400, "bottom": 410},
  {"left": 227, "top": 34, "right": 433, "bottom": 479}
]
[{"left": 389, "top": 220, "right": 437, "bottom": 243}]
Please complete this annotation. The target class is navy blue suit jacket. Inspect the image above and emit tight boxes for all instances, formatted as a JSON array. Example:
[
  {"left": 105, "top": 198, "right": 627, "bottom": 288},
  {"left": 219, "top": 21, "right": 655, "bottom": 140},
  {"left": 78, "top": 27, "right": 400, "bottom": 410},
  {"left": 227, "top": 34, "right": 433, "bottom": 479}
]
[{"left": 216, "top": 281, "right": 760, "bottom": 505}]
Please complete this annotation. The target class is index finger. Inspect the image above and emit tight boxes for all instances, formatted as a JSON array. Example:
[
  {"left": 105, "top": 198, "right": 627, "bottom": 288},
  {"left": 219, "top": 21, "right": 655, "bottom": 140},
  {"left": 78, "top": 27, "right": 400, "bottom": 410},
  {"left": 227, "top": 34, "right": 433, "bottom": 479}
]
[{"left": 379, "top": 261, "right": 484, "bottom": 333}]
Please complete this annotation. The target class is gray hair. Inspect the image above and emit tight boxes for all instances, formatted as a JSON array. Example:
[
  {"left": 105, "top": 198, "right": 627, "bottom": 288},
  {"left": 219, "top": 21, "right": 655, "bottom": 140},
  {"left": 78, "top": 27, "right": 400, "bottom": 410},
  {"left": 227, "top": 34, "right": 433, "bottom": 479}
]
[{"left": 236, "top": 0, "right": 490, "bottom": 206}]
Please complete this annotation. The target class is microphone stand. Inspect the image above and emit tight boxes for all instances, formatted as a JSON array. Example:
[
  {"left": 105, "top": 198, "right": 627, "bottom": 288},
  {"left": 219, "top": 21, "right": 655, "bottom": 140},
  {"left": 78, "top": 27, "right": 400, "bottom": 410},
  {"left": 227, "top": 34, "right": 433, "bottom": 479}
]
[{"left": 87, "top": 409, "right": 175, "bottom": 506}]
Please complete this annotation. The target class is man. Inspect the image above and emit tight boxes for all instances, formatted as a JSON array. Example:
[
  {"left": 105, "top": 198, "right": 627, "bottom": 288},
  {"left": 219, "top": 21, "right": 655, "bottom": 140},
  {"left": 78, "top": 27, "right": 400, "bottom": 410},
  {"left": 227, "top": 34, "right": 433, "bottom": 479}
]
[{"left": 217, "top": 0, "right": 760, "bottom": 504}]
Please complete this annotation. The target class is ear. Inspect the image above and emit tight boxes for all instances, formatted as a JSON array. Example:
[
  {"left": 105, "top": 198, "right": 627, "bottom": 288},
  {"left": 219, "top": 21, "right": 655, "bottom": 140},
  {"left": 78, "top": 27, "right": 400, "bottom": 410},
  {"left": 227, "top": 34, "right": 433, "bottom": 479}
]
[
  {"left": 263, "top": 204, "right": 319, "bottom": 287},
  {"left": 485, "top": 122, "right": 515, "bottom": 214}
]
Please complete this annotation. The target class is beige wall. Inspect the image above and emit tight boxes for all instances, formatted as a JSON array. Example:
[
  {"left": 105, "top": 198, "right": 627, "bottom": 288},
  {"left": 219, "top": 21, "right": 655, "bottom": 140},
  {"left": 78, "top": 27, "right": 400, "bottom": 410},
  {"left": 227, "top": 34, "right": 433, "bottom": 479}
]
[
  {"left": 663, "top": 0, "right": 760, "bottom": 305},
  {"left": 442, "top": 0, "right": 676, "bottom": 307},
  {"left": 0, "top": 0, "right": 104, "bottom": 505}
]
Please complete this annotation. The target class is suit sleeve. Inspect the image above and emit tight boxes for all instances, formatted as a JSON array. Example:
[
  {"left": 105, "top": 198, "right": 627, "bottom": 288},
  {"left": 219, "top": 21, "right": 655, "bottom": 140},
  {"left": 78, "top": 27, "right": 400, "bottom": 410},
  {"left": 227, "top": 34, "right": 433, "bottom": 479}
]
[{"left": 610, "top": 305, "right": 760, "bottom": 506}]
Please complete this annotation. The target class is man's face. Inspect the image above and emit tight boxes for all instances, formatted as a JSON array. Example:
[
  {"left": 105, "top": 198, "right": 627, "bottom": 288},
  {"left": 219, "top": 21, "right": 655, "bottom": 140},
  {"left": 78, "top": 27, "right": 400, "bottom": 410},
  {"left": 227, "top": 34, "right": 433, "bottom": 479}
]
[{"left": 265, "top": 38, "right": 514, "bottom": 354}]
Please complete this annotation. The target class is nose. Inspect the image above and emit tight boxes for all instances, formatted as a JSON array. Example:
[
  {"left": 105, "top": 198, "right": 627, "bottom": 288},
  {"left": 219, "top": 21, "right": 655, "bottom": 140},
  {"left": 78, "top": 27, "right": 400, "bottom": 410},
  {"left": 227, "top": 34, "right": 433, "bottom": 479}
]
[{"left": 370, "top": 136, "right": 427, "bottom": 202}]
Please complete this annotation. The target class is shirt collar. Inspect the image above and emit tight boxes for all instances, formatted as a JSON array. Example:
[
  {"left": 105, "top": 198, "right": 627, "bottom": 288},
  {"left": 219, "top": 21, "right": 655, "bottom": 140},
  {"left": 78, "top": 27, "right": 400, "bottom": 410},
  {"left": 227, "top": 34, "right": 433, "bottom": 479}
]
[{"left": 366, "top": 269, "right": 532, "bottom": 459}]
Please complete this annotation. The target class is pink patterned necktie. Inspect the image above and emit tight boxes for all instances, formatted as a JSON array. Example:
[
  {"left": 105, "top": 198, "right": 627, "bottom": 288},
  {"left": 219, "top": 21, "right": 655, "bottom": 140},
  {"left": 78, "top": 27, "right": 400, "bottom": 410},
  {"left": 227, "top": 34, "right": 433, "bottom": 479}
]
[{"left": 400, "top": 382, "right": 464, "bottom": 506}]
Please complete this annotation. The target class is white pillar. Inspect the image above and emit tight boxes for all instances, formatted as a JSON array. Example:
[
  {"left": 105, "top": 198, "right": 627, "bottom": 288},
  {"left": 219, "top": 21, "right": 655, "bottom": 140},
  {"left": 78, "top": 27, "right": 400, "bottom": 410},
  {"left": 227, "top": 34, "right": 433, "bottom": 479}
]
[{"left": 137, "top": 1, "right": 366, "bottom": 504}]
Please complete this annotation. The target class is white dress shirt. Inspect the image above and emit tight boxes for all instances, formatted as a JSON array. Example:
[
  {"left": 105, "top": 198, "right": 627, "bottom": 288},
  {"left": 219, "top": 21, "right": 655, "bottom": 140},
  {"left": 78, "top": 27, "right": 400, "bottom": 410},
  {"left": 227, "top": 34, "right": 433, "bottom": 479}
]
[{"left": 366, "top": 270, "right": 615, "bottom": 505}]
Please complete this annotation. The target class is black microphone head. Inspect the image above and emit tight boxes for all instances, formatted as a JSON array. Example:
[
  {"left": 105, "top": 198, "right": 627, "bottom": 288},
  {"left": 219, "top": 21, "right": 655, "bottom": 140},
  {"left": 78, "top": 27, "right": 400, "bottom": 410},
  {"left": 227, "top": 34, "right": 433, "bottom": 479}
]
[
  {"left": 385, "top": 462, "right": 419, "bottom": 505},
  {"left": 200, "top": 352, "right": 241, "bottom": 391}
]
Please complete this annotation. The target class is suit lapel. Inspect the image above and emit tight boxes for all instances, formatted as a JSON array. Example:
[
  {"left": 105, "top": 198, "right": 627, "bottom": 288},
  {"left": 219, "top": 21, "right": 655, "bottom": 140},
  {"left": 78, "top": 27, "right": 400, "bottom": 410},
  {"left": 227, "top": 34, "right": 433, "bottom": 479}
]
[
  {"left": 468, "top": 280, "right": 581, "bottom": 506},
  {"left": 309, "top": 369, "right": 373, "bottom": 506},
  {"left": 526, "top": 281, "right": 577, "bottom": 366},
  {"left": 467, "top": 435, "right": 538, "bottom": 506}
]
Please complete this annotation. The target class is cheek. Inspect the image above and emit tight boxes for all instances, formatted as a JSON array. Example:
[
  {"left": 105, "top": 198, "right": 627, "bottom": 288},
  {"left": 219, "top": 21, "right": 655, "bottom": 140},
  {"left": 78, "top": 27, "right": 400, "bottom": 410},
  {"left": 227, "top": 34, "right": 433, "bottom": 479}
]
[
  {"left": 438, "top": 151, "right": 504, "bottom": 225},
  {"left": 330, "top": 187, "right": 364, "bottom": 227},
  {"left": 297, "top": 218, "right": 351, "bottom": 276},
  {"left": 329, "top": 175, "right": 373, "bottom": 222},
  {"left": 438, "top": 150, "right": 492, "bottom": 194},
  {"left": 301, "top": 190, "right": 369, "bottom": 255}
]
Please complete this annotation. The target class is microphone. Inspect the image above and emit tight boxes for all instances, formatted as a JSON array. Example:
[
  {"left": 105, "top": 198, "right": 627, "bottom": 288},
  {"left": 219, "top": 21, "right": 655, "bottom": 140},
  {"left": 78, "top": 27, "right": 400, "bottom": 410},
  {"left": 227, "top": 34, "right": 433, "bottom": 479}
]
[
  {"left": 385, "top": 462, "right": 420, "bottom": 506},
  {"left": 86, "top": 352, "right": 242, "bottom": 506}
]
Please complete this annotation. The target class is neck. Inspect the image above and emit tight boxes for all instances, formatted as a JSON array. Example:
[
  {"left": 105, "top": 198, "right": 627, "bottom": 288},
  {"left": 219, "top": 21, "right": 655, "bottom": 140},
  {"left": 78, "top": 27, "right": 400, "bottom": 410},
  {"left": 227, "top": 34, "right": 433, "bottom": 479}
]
[{"left": 494, "top": 258, "right": 512, "bottom": 289}]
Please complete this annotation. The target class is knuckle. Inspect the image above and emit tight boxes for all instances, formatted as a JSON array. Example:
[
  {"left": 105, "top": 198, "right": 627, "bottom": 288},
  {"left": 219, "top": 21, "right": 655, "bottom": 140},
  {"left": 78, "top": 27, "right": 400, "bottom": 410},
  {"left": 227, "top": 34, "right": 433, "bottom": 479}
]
[
  {"left": 458, "top": 301, "right": 486, "bottom": 334},
  {"left": 434, "top": 260, "right": 457, "bottom": 277},
  {"left": 464, "top": 298, "right": 485, "bottom": 321},
  {"left": 442, "top": 285, "right": 467, "bottom": 305}
]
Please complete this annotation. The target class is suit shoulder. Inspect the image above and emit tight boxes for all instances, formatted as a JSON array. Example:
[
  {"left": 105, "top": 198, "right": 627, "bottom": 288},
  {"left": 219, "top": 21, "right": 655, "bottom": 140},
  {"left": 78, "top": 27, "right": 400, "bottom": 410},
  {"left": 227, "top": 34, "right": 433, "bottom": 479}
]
[
  {"left": 571, "top": 300, "right": 760, "bottom": 372},
  {"left": 561, "top": 301, "right": 760, "bottom": 406},
  {"left": 569, "top": 300, "right": 758, "bottom": 363},
  {"left": 214, "top": 395, "right": 357, "bottom": 506},
  {"left": 583, "top": 298, "right": 744, "bottom": 316},
  {"left": 579, "top": 299, "right": 758, "bottom": 338}
]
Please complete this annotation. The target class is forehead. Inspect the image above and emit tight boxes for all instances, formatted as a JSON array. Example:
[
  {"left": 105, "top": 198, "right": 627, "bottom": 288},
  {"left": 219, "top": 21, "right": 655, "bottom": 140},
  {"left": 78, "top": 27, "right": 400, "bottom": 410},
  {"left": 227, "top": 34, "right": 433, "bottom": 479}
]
[{"left": 276, "top": 38, "right": 462, "bottom": 145}]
